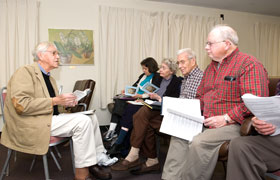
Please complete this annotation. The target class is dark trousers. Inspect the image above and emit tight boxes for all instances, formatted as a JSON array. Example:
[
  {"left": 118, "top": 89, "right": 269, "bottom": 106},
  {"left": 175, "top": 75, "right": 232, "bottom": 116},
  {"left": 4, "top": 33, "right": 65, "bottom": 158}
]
[
  {"left": 120, "top": 104, "right": 142, "bottom": 129},
  {"left": 227, "top": 134, "right": 280, "bottom": 180},
  {"left": 130, "top": 106, "right": 162, "bottom": 158}
]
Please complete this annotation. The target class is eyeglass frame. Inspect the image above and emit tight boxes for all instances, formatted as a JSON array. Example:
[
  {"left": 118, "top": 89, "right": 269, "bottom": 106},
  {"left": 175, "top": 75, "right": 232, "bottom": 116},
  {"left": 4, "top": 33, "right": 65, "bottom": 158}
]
[
  {"left": 44, "top": 50, "right": 60, "bottom": 56},
  {"left": 205, "top": 40, "right": 225, "bottom": 47}
]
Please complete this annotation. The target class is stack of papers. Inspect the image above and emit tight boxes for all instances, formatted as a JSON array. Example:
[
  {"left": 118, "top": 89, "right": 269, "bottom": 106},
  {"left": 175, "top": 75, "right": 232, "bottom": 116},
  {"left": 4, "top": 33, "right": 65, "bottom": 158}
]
[
  {"left": 159, "top": 97, "right": 204, "bottom": 141},
  {"left": 242, "top": 93, "right": 280, "bottom": 132}
]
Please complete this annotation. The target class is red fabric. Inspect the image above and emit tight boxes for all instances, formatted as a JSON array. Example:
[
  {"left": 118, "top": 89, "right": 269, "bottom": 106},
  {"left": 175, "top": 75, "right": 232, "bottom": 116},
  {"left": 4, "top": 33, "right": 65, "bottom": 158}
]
[
  {"left": 49, "top": 136, "right": 65, "bottom": 144},
  {"left": 196, "top": 48, "right": 269, "bottom": 124}
]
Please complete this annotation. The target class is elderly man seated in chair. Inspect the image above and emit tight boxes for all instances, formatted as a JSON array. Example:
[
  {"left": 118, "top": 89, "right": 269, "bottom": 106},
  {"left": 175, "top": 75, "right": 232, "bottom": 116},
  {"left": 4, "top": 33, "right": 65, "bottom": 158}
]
[{"left": 0, "top": 41, "right": 113, "bottom": 180}]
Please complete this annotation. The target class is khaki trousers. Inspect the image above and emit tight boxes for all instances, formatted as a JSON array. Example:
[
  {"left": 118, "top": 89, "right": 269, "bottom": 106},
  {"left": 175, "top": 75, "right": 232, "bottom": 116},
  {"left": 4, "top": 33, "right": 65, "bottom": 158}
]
[
  {"left": 227, "top": 134, "right": 280, "bottom": 180},
  {"left": 162, "top": 124, "right": 240, "bottom": 180},
  {"left": 51, "top": 113, "right": 104, "bottom": 168}
]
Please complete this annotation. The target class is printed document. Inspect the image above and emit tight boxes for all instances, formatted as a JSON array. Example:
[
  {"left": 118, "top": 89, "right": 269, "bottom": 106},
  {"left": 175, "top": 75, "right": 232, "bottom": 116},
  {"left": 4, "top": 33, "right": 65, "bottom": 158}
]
[
  {"left": 241, "top": 93, "right": 280, "bottom": 129},
  {"left": 73, "top": 88, "right": 91, "bottom": 101},
  {"left": 160, "top": 97, "right": 204, "bottom": 141}
]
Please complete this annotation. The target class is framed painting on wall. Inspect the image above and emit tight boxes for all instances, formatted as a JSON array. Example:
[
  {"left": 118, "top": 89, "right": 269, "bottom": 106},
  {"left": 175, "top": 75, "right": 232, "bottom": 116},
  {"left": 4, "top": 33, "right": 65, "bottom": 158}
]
[{"left": 48, "top": 29, "right": 94, "bottom": 65}]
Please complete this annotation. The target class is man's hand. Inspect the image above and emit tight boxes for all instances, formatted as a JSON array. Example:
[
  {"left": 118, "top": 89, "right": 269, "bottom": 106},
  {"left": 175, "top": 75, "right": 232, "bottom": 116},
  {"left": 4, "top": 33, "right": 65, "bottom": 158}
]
[
  {"left": 252, "top": 117, "right": 276, "bottom": 135},
  {"left": 203, "top": 115, "right": 227, "bottom": 128},
  {"left": 53, "top": 93, "right": 77, "bottom": 107}
]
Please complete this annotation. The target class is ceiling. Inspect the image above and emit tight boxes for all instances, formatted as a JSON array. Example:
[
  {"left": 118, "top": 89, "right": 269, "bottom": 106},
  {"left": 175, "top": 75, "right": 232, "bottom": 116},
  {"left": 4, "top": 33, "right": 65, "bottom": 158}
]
[{"left": 147, "top": 0, "right": 280, "bottom": 17}]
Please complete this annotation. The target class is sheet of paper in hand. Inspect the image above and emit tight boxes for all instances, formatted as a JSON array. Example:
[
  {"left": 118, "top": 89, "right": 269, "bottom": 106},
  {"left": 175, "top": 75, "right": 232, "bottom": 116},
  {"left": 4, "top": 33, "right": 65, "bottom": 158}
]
[
  {"left": 141, "top": 82, "right": 159, "bottom": 94},
  {"left": 73, "top": 88, "right": 91, "bottom": 101}
]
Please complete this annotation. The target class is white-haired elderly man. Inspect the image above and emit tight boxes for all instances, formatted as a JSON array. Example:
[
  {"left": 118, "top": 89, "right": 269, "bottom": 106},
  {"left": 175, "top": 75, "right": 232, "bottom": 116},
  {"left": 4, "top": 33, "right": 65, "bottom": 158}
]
[
  {"left": 0, "top": 41, "right": 114, "bottom": 180},
  {"left": 162, "top": 25, "right": 269, "bottom": 180}
]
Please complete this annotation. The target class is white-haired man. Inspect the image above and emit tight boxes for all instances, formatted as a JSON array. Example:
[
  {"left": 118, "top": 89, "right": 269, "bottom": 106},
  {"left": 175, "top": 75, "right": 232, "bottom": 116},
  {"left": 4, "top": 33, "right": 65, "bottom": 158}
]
[
  {"left": 162, "top": 25, "right": 269, "bottom": 180},
  {"left": 1, "top": 41, "right": 113, "bottom": 180}
]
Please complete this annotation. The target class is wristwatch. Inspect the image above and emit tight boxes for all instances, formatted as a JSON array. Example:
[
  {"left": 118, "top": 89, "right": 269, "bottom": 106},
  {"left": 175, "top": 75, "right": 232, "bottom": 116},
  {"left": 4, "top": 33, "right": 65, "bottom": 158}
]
[{"left": 224, "top": 114, "right": 230, "bottom": 124}]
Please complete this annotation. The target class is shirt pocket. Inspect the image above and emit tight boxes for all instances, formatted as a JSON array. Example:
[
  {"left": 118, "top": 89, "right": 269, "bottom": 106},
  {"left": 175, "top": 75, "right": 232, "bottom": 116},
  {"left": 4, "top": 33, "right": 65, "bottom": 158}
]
[{"left": 217, "top": 78, "right": 240, "bottom": 102}]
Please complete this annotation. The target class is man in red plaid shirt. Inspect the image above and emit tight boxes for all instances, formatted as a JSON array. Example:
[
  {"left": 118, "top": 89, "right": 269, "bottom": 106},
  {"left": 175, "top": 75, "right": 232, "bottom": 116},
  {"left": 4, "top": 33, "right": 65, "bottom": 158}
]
[{"left": 162, "top": 24, "right": 269, "bottom": 180}]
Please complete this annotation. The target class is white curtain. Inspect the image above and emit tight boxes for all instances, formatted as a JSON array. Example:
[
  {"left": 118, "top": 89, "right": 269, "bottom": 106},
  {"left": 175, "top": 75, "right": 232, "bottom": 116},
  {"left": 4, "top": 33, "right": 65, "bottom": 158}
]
[
  {"left": 0, "top": 0, "right": 39, "bottom": 88},
  {"left": 254, "top": 22, "right": 280, "bottom": 76},
  {"left": 99, "top": 6, "right": 220, "bottom": 108},
  {"left": 168, "top": 14, "right": 220, "bottom": 70}
]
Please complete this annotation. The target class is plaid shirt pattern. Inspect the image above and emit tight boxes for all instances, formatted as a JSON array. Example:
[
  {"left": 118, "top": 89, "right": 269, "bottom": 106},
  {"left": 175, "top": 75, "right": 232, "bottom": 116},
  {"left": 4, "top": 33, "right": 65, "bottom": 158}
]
[
  {"left": 196, "top": 48, "right": 269, "bottom": 124},
  {"left": 180, "top": 66, "right": 204, "bottom": 99}
]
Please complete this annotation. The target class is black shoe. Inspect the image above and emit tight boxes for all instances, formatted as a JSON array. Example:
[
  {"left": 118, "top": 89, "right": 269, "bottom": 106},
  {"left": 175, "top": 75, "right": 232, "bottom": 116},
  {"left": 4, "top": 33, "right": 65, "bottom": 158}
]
[
  {"left": 107, "top": 143, "right": 123, "bottom": 155},
  {"left": 89, "top": 165, "right": 112, "bottom": 180}
]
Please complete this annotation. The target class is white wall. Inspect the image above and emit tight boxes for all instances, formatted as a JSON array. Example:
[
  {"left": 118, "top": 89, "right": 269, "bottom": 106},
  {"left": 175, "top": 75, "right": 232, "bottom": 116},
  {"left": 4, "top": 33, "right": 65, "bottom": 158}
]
[{"left": 35, "top": 0, "right": 280, "bottom": 125}]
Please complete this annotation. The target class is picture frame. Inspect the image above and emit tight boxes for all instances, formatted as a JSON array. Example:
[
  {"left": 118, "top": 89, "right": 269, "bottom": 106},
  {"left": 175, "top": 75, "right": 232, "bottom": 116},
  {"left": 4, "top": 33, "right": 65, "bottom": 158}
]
[{"left": 48, "top": 29, "right": 94, "bottom": 65}]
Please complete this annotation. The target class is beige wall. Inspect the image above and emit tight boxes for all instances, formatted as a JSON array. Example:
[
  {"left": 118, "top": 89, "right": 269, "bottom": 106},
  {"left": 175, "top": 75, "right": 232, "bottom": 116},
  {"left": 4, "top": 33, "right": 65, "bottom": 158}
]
[{"left": 1, "top": 0, "right": 279, "bottom": 129}]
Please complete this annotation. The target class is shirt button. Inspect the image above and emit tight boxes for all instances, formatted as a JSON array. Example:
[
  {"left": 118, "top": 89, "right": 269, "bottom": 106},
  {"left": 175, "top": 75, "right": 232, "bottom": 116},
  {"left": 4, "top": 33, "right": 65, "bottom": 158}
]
[{"left": 47, "top": 124, "right": 50, "bottom": 127}]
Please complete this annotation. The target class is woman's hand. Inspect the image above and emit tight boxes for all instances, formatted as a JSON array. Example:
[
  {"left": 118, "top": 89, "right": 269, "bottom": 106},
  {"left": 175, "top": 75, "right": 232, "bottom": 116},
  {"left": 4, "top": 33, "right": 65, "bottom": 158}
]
[
  {"left": 133, "top": 94, "right": 143, "bottom": 99},
  {"left": 149, "top": 93, "right": 161, "bottom": 102}
]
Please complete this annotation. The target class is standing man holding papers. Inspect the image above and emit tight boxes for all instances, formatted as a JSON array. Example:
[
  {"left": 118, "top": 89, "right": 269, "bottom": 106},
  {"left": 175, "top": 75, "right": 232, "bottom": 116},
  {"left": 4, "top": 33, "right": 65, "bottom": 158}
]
[{"left": 162, "top": 24, "right": 269, "bottom": 180}]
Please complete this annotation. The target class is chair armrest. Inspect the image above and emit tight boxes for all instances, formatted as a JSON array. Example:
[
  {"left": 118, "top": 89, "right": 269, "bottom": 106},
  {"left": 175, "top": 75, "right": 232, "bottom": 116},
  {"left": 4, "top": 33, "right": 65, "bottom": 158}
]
[
  {"left": 218, "top": 140, "right": 230, "bottom": 161},
  {"left": 240, "top": 116, "right": 254, "bottom": 136},
  {"left": 77, "top": 103, "right": 87, "bottom": 111}
]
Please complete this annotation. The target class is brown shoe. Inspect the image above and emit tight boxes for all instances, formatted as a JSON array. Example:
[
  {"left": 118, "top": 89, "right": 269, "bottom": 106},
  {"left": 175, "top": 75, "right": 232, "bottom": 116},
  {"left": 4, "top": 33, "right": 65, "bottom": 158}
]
[
  {"left": 74, "top": 174, "right": 96, "bottom": 180},
  {"left": 111, "top": 158, "right": 141, "bottom": 171},
  {"left": 130, "top": 163, "right": 160, "bottom": 175},
  {"left": 89, "top": 165, "right": 112, "bottom": 180}
]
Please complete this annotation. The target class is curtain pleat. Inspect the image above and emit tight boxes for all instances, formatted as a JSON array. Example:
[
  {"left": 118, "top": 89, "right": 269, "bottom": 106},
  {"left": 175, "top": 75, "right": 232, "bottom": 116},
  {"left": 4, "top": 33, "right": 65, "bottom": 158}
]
[
  {"left": 0, "top": 0, "right": 39, "bottom": 88},
  {"left": 254, "top": 22, "right": 280, "bottom": 76},
  {"left": 99, "top": 6, "right": 220, "bottom": 108}
]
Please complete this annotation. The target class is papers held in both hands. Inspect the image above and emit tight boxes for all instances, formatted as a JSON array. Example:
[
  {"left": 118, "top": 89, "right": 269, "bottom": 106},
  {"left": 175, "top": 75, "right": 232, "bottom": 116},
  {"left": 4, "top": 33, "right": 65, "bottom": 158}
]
[
  {"left": 160, "top": 97, "right": 204, "bottom": 141},
  {"left": 241, "top": 93, "right": 280, "bottom": 133},
  {"left": 73, "top": 88, "right": 91, "bottom": 101}
]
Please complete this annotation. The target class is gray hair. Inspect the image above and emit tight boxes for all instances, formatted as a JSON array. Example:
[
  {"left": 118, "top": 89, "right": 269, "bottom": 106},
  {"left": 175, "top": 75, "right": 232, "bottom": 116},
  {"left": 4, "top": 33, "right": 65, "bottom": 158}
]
[
  {"left": 210, "top": 24, "right": 239, "bottom": 45},
  {"left": 161, "top": 58, "right": 178, "bottom": 74},
  {"left": 177, "top": 48, "right": 196, "bottom": 60},
  {"left": 32, "top": 41, "right": 56, "bottom": 61}
]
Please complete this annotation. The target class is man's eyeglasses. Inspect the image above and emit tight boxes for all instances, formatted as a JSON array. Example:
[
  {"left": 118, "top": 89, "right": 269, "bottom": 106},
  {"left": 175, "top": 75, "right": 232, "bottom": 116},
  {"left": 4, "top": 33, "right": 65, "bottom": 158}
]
[
  {"left": 45, "top": 51, "right": 60, "bottom": 56},
  {"left": 205, "top": 41, "right": 225, "bottom": 46}
]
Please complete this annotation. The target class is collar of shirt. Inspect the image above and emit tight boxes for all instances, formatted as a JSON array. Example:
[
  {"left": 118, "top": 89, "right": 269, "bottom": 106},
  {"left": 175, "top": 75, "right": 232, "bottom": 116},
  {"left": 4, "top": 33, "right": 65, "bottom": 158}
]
[
  {"left": 184, "top": 66, "right": 200, "bottom": 79},
  {"left": 38, "top": 63, "right": 50, "bottom": 76},
  {"left": 211, "top": 47, "right": 240, "bottom": 67}
]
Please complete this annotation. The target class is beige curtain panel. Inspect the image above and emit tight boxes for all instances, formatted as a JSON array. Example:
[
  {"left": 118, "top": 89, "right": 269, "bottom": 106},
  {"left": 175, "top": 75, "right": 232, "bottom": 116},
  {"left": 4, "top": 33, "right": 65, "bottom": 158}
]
[
  {"left": 0, "top": 0, "right": 39, "bottom": 89},
  {"left": 99, "top": 5, "right": 220, "bottom": 108},
  {"left": 254, "top": 22, "right": 280, "bottom": 76}
]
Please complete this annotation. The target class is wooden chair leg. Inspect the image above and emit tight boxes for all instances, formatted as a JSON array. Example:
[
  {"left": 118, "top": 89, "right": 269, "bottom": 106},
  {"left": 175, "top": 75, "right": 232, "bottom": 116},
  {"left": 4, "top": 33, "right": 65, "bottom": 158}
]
[{"left": 222, "top": 161, "right": 227, "bottom": 176}]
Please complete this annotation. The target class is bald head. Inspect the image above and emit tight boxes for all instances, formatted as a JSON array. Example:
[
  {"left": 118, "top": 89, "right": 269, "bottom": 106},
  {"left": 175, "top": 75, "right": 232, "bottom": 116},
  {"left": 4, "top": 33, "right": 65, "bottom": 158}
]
[{"left": 210, "top": 25, "right": 239, "bottom": 45}]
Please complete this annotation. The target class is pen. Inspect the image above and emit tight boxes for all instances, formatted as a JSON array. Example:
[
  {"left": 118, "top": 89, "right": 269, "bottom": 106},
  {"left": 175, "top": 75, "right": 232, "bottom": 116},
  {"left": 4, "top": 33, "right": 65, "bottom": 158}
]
[
  {"left": 142, "top": 101, "right": 153, "bottom": 109},
  {"left": 59, "top": 85, "right": 63, "bottom": 95}
]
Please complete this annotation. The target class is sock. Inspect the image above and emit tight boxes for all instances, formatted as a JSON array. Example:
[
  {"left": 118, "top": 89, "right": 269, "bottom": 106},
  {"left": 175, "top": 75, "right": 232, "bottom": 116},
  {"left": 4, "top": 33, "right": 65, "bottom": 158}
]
[
  {"left": 145, "top": 158, "right": 159, "bottom": 167},
  {"left": 115, "top": 129, "right": 128, "bottom": 145},
  {"left": 109, "top": 122, "right": 117, "bottom": 131},
  {"left": 125, "top": 147, "right": 139, "bottom": 162}
]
